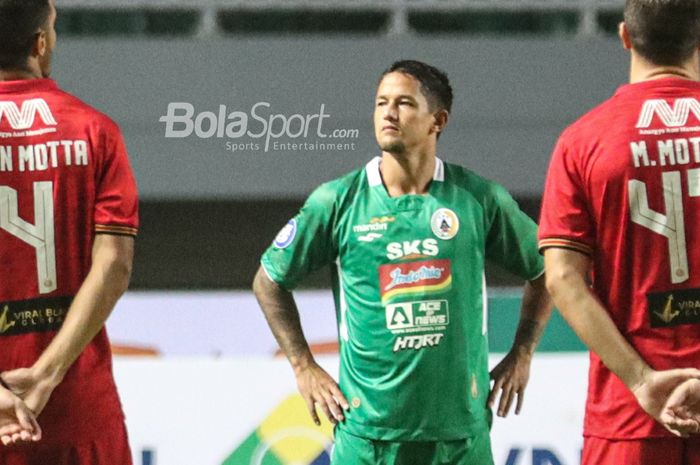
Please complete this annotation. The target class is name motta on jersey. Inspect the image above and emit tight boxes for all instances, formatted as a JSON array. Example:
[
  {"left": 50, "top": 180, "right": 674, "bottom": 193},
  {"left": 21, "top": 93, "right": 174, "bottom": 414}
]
[
  {"left": 0, "top": 98, "right": 90, "bottom": 172},
  {"left": 631, "top": 98, "right": 700, "bottom": 168},
  {"left": 630, "top": 137, "right": 700, "bottom": 168},
  {"left": 0, "top": 139, "right": 89, "bottom": 172}
]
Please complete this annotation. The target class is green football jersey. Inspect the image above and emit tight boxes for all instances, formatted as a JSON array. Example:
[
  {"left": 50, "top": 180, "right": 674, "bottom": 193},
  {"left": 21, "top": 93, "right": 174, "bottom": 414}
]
[{"left": 261, "top": 157, "right": 543, "bottom": 441}]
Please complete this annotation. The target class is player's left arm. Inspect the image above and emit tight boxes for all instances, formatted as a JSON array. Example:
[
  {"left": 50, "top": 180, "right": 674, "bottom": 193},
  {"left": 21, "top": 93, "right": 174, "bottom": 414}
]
[
  {"left": 545, "top": 247, "right": 700, "bottom": 436},
  {"left": 483, "top": 183, "right": 554, "bottom": 417},
  {"left": 0, "top": 234, "right": 134, "bottom": 416},
  {"left": 488, "top": 274, "right": 552, "bottom": 417}
]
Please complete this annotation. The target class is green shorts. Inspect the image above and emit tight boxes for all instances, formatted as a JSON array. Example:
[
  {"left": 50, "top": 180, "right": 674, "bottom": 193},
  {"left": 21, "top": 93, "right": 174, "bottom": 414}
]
[{"left": 331, "top": 427, "right": 494, "bottom": 465}]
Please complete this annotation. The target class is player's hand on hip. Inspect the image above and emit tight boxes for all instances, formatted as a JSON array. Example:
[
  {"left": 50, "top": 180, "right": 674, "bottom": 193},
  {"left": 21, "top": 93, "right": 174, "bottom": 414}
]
[
  {"left": 295, "top": 361, "right": 350, "bottom": 426},
  {"left": 0, "top": 367, "right": 59, "bottom": 418},
  {"left": 488, "top": 350, "right": 532, "bottom": 417},
  {"left": 659, "top": 378, "right": 700, "bottom": 436},
  {"left": 0, "top": 385, "right": 42, "bottom": 447},
  {"left": 631, "top": 367, "right": 700, "bottom": 437}
]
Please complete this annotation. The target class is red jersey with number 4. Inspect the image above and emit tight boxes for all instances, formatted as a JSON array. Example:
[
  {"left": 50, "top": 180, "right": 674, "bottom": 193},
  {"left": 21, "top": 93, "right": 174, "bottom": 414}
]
[
  {"left": 539, "top": 78, "right": 700, "bottom": 439},
  {"left": 0, "top": 79, "right": 138, "bottom": 444}
]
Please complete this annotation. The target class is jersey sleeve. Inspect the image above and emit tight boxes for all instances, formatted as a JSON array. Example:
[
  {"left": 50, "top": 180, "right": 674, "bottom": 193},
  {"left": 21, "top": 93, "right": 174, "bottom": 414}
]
[
  {"left": 484, "top": 183, "right": 544, "bottom": 281},
  {"left": 538, "top": 136, "right": 594, "bottom": 256},
  {"left": 261, "top": 183, "right": 338, "bottom": 290},
  {"left": 93, "top": 124, "right": 139, "bottom": 236}
]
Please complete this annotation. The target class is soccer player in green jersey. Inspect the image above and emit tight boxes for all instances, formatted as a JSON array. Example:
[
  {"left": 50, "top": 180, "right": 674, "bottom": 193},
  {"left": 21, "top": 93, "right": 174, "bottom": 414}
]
[{"left": 253, "top": 60, "right": 553, "bottom": 465}]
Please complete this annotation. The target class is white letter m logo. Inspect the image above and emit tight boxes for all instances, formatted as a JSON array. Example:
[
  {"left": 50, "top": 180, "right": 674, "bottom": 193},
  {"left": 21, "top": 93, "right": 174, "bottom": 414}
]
[
  {"left": 0, "top": 99, "right": 57, "bottom": 130},
  {"left": 636, "top": 98, "right": 700, "bottom": 129}
]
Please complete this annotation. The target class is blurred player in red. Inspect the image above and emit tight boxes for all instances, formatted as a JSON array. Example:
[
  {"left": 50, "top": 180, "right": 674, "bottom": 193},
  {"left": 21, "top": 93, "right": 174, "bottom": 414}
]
[
  {"left": 540, "top": 0, "right": 700, "bottom": 463},
  {"left": 0, "top": 0, "right": 138, "bottom": 463}
]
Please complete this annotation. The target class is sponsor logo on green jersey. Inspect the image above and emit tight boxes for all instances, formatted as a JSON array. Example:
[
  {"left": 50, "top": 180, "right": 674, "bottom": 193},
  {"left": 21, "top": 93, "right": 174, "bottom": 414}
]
[
  {"left": 385, "top": 238, "right": 439, "bottom": 260},
  {"left": 393, "top": 333, "right": 444, "bottom": 352},
  {"left": 386, "top": 300, "right": 449, "bottom": 331},
  {"left": 379, "top": 259, "right": 451, "bottom": 304}
]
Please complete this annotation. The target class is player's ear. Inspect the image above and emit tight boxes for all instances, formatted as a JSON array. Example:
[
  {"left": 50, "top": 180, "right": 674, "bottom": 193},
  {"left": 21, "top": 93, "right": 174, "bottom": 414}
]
[
  {"left": 433, "top": 109, "right": 449, "bottom": 136},
  {"left": 32, "top": 30, "right": 48, "bottom": 58},
  {"left": 618, "top": 22, "right": 633, "bottom": 51}
]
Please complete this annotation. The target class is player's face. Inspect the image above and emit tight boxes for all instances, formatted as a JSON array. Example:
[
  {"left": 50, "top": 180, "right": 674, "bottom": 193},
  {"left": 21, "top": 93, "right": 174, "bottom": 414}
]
[
  {"left": 374, "top": 72, "right": 439, "bottom": 155},
  {"left": 38, "top": 0, "right": 57, "bottom": 78}
]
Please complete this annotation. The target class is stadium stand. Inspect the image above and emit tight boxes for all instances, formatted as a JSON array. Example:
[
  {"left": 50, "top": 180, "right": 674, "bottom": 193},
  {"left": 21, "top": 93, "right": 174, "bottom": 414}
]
[{"left": 56, "top": 0, "right": 624, "bottom": 37}]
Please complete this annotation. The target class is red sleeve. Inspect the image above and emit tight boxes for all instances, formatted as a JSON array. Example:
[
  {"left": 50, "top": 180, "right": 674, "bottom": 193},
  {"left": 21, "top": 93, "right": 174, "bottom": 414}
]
[
  {"left": 538, "top": 135, "right": 594, "bottom": 256},
  {"left": 93, "top": 125, "right": 139, "bottom": 236}
]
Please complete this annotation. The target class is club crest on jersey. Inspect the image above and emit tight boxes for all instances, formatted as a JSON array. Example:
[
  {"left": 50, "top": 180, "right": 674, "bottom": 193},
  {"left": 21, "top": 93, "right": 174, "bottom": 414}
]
[
  {"left": 431, "top": 208, "right": 459, "bottom": 240},
  {"left": 378, "top": 259, "right": 452, "bottom": 305},
  {"left": 274, "top": 219, "right": 297, "bottom": 249}
]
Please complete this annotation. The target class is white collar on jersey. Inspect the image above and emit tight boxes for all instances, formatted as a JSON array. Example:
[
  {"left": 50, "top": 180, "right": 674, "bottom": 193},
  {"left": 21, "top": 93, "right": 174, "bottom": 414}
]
[{"left": 366, "top": 156, "right": 445, "bottom": 187}]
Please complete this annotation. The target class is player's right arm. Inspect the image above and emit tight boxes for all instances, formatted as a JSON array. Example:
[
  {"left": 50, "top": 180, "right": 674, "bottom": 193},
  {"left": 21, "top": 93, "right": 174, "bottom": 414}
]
[
  {"left": 253, "top": 268, "right": 349, "bottom": 425},
  {"left": 254, "top": 182, "right": 348, "bottom": 426},
  {"left": 0, "top": 234, "right": 134, "bottom": 417},
  {"left": 544, "top": 247, "right": 700, "bottom": 436}
]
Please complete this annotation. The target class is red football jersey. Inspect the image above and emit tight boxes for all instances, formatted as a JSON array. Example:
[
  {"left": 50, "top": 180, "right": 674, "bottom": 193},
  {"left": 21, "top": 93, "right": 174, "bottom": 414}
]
[
  {"left": 0, "top": 79, "right": 138, "bottom": 444},
  {"left": 539, "top": 77, "right": 700, "bottom": 439}
]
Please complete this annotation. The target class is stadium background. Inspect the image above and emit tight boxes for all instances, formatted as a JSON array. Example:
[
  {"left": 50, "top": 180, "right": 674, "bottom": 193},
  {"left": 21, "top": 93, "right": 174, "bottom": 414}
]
[{"left": 52, "top": 1, "right": 626, "bottom": 464}]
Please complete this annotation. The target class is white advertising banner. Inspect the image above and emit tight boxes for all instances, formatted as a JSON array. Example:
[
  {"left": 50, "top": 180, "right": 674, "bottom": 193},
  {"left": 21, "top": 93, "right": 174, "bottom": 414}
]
[
  {"left": 114, "top": 354, "right": 587, "bottom": 465},
  {"left": 107, "top": 291, "right": 338, "bottom": 357}
]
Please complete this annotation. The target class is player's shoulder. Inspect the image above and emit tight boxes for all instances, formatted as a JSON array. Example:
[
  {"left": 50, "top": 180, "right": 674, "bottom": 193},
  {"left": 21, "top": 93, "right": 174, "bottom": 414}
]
[
  {"left": 558, "top": 94, "right": 620, "bottom": 146},
  {"left": 306, "top": 163, "right": 368, "bottom": 207},
  {"left": 443, "top": 161, "right": 511, "bottom": 201}
]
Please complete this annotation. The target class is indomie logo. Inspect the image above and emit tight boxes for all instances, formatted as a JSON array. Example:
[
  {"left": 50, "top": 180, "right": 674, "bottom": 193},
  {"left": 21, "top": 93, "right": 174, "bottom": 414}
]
[
  {"left": 636, "top": 98, "right": 700, "bottom": 128},
  {"left": 0, "top": 99, "right": 57, "bottom": 130},
  {"left": 379, "top": 259, "right": 452, "bottom": 304},
  {"left": 384, "top": 266, "right": 444, "bottom": 291}
]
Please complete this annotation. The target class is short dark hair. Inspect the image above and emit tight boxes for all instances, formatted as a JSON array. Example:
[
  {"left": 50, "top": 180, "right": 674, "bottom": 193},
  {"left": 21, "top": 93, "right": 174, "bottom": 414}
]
[
  {"left": 381, "top": 60, "right": 453, "bottom": 114},
  {"left": 624, "top": 0, "right": 700, "bottom": 66},
  {"left": 0, "top": 0, "right": 51, "bottom": 70}
]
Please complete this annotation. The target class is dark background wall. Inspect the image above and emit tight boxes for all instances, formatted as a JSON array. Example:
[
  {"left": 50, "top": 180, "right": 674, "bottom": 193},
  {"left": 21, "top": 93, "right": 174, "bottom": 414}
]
[{"left": 132, "top": 197, "right": 542, "bottom": 289}]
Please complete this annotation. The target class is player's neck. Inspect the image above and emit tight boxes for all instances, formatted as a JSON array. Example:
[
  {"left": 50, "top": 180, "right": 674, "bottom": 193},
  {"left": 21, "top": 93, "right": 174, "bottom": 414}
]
[
  {"left": 379, "top": 151, "right": 436, "bottom": 197},
  {"left": 629, "top": 53, "right": 700, "bottom": 84},
  {"left": 0, "top": 66, "right": 43, "bottom": 81}
]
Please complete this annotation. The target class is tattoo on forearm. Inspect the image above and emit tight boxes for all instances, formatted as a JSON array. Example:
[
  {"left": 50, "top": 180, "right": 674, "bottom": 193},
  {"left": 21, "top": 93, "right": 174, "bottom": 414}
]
[
  {"left": 256, "top": 278, "right": 311, "bottom": 361},
  {"left": 265, "top": 304, "right": 310, "bottom": 359}
]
